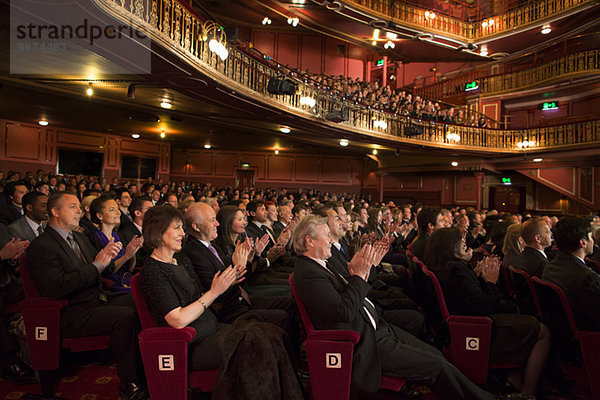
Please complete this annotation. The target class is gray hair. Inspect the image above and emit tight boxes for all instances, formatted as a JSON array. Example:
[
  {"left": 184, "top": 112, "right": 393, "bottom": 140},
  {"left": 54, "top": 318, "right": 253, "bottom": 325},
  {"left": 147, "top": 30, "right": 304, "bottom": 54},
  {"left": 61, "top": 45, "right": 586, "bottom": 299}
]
[{"left": 292, "top": 215, "right": 328, "bottom": 254}]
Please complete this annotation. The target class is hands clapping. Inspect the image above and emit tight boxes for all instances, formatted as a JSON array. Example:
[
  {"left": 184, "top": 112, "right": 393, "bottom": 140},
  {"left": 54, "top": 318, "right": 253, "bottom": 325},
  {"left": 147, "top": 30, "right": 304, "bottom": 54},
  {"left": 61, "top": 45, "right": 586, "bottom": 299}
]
[
  {"left": 0, "top": 238, "right": 29, "bottom": 261},
  {"left": 476, "top": 256, "right": 500, "bottom": 283},
  {"left": 94, "top": 236, "right": 122, "bottom": 268}
]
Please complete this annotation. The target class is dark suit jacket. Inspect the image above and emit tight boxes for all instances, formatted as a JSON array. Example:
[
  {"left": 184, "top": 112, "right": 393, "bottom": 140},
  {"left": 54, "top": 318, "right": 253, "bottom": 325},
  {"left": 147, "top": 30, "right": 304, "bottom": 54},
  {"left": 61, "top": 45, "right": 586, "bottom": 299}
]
[
  {"left": 8, "top": 217, "right": 37, "bottom": 242},
  {"left": 25, "top": 226, "right": 103, "bottom": 331},
  {"left": 512, "top": 246, "right": 548, "bottom": 278},
  {"left": 272, "top": 221, "right": 285, "bottom": 239},
  {"left": 182, "top": 236, "right": 249, "bottom": 322},
  {"left": 542, "top": 252, "right": 600, "bottom": 331},
  {"left": 0, "top": 204, "right": 23, "bottom": 226},
  {"left": 411, "top": 233, "right": 430, "bottom": 260},
  {"left": 293, "top": 255, "right": 381, "bottom": 392}
]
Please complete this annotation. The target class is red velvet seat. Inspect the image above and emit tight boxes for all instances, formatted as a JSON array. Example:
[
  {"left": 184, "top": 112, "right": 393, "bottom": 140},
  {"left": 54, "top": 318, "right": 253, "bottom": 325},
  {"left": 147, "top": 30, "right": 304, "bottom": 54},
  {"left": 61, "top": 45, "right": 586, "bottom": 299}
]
[
  {"left": 415, "top": 257, "right": 519, "bottom": 384},
  {"left": 289, "top": 273, "right": 406, "bottom": 400},
  {"left": 508, "top": 266, "right": 542, "bottom": 317},
  {"left": 18, "top": 254, "right": 110, "bottom": 397},
  {"left": 532, "top": 277, "right": 600, "bottom": 400},
  {"left": 130, "top": 273, "right": 218, "bottom": 400}
]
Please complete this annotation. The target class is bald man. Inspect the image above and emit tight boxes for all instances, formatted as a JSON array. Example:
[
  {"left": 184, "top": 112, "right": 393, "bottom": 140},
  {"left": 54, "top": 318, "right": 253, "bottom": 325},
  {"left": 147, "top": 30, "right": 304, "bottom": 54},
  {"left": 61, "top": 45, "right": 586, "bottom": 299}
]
[{"left": 181, "top": 203, "right": 295, "bottom": 328}]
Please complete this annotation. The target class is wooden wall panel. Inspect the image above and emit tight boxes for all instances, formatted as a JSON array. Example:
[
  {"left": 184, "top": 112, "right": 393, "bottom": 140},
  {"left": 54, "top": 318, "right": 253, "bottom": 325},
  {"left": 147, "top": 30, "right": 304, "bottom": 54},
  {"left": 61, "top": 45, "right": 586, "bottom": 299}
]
[
  {"left": 252, "top": 31, "right": 275, "bottom": 58},
  {"left": 188, "top": 152, "right": 213, "bottom": 175},
  {"left": 324, "top": 38, "right": 346, "bottom": 76},
  {"left": 58, "top": 131, "right": 105, "bottom": 149},
  {"left": 321, "top": 157, "right": 350, "bottom": 183},
  {"left": 454, "top": 175, "right": 478, "bottom": 204},
  {"left": 300, "top": 35, "right": 322, "bottom": 74},
  {"left": 277, "top": 33, "right": 299, "bottom": 69},
  {"left": 295, "top": 156, "right": 320, "bottom": 182},
  {"left": 267, "top": 155, "right": 293, "bottom": 180},
  {"left": 535, "top": 184, "right": 563, "bottom": 212},
  {"left": 171, "top": 151, "right": 188, "bottom": 175},
  {"left": 351, "top": 159, "right": 363, "bottom": 186},
  {"left": 121, "top": 140, "right": 161, "bottom": 156},
  {"left": 105, "top": 137, "right": 119, "bottom": 168},
  {"left": 214, "top": 153, "right": 237, "bottom": 176},
  {"left": 537, "top": 168, "right": 575, "bottom": 194},
  {"left": 5, "top": 123, "right": 41, "bottom": 160}
]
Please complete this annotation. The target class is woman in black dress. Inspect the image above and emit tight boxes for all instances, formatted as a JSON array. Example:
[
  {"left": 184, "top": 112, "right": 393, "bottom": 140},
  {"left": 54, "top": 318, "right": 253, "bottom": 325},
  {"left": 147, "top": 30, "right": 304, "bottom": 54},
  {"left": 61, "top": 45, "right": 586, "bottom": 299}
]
[
  {"left": 139, "top": 206, "right": 240, "bottom": 369},
  {"left": 425, "top": 227, "right": 550, "bottom": 397}
]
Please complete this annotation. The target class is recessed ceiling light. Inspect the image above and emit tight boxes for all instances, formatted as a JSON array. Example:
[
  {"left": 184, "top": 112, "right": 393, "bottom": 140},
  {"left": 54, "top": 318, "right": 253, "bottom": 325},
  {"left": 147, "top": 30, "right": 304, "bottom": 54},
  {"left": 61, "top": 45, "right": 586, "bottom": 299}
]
[
  {"left": 38, "top": 120, "right": 48, "bottom": 126},
  {"left": 533, "top": 158, "right": 543, "bottom": 162},
  {"left": 279, "top": 127, "right": 291, "bottom": 134},
  {"left": 541, "top": 25, "right": 551, "bottom": 34},
  {"left": 372, "top": 149, "right": 378, "bottom": 155},
  {"left": 451, "top": 161, "right": 459, "bottom": 167},
  {"left": 160, "top": 99, "right": 172, "bottom": 109},
  {"left": 131, "top": 133, "right": 140, "bottom": 139},
  {"left": 204, "top": 144, "right": 211, "bottom": 149},
  {"left": 339, "top": 139, "right": 349, "bottom": 147},
  {"left": 86, "top": 83, "right": 93, "bottom": 96},
  {"left": 274, "top": 149, "right": 279, "bottom": 155},
  {"left": 160, "top": 131, "right": 166, "bottom": 138}
]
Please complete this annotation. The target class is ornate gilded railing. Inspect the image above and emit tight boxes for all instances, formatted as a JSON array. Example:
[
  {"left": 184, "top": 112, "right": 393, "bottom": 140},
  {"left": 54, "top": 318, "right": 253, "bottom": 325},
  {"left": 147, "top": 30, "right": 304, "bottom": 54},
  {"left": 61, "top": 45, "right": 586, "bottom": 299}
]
[
  {"left": 416, "top": 50, "right": 600, "bottom": 99},
  {"left": 94, "top": 0, "right": 600, "bottom": 153},
  {"left": 343, "top": 0, "right": 593, "bottom": 40}
]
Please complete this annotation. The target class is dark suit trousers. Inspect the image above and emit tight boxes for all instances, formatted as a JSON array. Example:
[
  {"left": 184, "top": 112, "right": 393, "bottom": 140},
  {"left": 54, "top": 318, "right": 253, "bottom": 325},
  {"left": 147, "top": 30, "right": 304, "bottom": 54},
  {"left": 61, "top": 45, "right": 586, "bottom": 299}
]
[
  {"left": 61, "top": 294, "right": 139, "bottom": 383},
  {"left": 377, "top": 321, "right": 494, "bottom": 400},
  {"left": 0, "top": 280, "right": 24, "bottom": 360}
]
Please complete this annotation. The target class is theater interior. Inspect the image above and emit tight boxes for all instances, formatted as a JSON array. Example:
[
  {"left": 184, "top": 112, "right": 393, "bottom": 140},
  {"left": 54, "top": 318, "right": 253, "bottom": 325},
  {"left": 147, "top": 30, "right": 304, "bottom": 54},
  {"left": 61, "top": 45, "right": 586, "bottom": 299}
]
[{"left": 1, "top": 0, "right": 600, "bottom": 398}]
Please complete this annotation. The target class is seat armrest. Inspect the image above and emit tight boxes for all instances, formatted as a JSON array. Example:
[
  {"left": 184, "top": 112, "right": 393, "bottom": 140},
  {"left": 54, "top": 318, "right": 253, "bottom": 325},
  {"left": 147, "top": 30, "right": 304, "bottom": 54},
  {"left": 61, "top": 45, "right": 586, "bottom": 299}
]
[
  {"left": 139, "top": 326, "right": 196, "bottom": 342},
  {"left": 310, "top": 329, "right": 360, "bottom": 344},
  {"left": 22, "top": 297, "right": 69, "bottom": 310},
  {"left": 448, "top": 315, "right": 493, "bottom": 326}
]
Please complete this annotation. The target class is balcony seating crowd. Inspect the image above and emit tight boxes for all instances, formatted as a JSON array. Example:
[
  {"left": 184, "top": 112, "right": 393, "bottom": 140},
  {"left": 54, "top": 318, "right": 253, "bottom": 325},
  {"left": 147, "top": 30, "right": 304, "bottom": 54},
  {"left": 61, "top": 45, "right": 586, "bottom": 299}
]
[
  {"left": 291, "top": 69, "right": 490, "bottom": 127},
  {"left": 1, "top": 169, "right": 599, "bottom": 399}
]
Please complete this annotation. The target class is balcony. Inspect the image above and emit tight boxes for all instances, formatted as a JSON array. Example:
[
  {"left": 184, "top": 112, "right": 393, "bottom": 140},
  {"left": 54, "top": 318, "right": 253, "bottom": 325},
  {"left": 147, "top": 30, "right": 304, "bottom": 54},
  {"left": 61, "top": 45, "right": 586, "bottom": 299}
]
[{"left": 93, "top": 0, "right": 600, "bottom": 153}]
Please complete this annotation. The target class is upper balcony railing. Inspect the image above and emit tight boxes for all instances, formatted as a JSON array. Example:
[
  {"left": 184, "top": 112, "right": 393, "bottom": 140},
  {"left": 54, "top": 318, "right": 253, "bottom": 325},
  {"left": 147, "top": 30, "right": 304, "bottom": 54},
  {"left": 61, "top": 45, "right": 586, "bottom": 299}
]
[
  {"left": 344, "top": 0, "right": 593, "bottom": 40},
  {"left": 94, "top": 0, "right": 600, "bottom": 153},
  {"left": 416, "top": 49, "right": 600, "bottom": 99}
]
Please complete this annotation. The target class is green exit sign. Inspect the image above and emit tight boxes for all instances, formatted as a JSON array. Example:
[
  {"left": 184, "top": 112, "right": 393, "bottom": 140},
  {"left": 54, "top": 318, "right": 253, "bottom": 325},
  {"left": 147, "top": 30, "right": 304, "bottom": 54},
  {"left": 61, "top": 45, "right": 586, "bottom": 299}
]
[
  {"left": 241, "top": 163, "right": 250, "bottom": 168},
  {"left": 502, "top": 177, "right": 512, "bottom": 185},
  {"left": 465, "top": 81, "right": 479, "bottom": 91},
  {"left": 542, "top": 101, "right": 558, "bottom": 110},
  {"left": 376, "top": 59, "right": 385, "bottom": 67}
]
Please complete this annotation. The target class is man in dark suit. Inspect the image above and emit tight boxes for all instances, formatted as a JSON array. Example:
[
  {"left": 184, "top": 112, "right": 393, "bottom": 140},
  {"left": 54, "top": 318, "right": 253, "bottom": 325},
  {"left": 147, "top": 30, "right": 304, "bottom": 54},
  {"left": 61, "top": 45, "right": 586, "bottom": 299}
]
[
  {"left": 8, "top": 192, "right": 48, "bottom": 242},
  {"left": 292, "top": 215, "right": 496, "bottom": 399},
  {"left": 0, "top": 223, "right": 34, "bottom": 385},
  {"left": 411, "top": 206, "right": 444, "bottom": 260},
  {"left": 115, "top": 188, "right": 133, "bottom": 228},
  {"left": 273, "top": 204, "right": 292, "bottom": 239},
  {"left": 182, "top": 203, "right": 293, "bottom": 328},
  {"left": 119, "top": 195, "right": 153, "bottom": 269},
  {"left": 26, "top": 192, "right": 148, "bottom": 400},
  {"left": 245, "top": 200, "right": 276, "bottom": 249},
  {"left": 543, "top": 216, "right": 600, "bottom": 331},
  {"left": 513, "top": 219, "right": 552, "bottom": 277},
  {"left": 0, "top": 182, "right": 28, "bottom": 225}
]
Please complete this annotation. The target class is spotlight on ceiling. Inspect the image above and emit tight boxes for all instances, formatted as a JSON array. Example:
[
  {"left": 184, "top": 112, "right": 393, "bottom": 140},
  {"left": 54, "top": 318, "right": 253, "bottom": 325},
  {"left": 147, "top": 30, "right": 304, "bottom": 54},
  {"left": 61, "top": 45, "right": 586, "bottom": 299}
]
[
  {"left": 86, "top": 83, "right": 93, "bottom": 96},
  {"left": 371, "top": 40, "right": 377, "bottom": 46},
  {"left": 451, "top": 161, "right": 459, "bottom": 167},
  {"left": 160, "top": 131, "right": 166, "bottom": 138},
  {"left": 533, "top": 158, "right": 543, "bottom": 162},
  {"left": 160, "top": 99, "right": 172, "bottom": 109},
  {"left": 131, "top": 133, "right": 140, "bottom": 139},
  {"left": 274, "top": 149, "right": 279, "bottom": 155},
  {"left": 38, "top": 120, "right": 49, "bottom": 126},
  {"left": 127, "top": 84, "right": 136, "bottom": 99},
  {"left": 279, "top": 127, "right": 291, "bottom": 134},
  {"left": 339, "top": 139, "right": 349, "bottom": 147},
  {"left": 372, "top": 149, "right": 378, "bottom": 155},
  {"left": 541, "top": 24, "right": 551, "bottom": 34},
  {"left": 204, "top": 144, "right": 211, "bottom": 149}
]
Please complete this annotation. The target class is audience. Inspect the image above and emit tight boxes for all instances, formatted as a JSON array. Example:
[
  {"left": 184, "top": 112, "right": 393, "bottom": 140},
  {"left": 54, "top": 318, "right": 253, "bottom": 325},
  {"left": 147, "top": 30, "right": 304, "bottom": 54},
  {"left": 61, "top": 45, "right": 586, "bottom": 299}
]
[{"left": 1, "top": 168, "right": 598, "bottom": 398}]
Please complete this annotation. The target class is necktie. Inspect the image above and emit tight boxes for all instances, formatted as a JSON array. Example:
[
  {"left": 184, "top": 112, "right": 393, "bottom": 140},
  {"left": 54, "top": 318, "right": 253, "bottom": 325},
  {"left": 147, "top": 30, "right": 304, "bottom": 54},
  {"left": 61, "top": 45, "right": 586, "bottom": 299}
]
[
  {"left": 37, "top": 225, "right": 44, "bottom": 237},
  {"left": 261, "top": 225, "right": 275, "bottom": 243},
  {"left": 208, "top": 243, "right": 251, "bottom": 305},
  {"left": 67, "top": 234, "right": 86, "bottom": 264}
]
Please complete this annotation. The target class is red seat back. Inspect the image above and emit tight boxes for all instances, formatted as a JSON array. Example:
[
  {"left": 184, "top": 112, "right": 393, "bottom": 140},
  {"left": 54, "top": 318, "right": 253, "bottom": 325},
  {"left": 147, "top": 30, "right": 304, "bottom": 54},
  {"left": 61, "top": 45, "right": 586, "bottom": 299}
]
[
  {"left": 130, "top": 274, "right": 160, "bottom": 330},
  {"left": 19, "top": 254, "right": 41, "bottom": 298},
  {"left": 508, "top": 266, "right": 542, "bottom": 317}
]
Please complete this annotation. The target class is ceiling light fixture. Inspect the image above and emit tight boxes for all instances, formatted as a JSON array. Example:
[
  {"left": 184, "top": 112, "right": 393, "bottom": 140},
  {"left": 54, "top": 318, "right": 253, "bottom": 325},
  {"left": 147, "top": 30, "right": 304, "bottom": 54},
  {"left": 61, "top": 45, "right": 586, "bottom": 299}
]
[
  {"left": 372, "top": 149, "right": 378, "bottom": 155},
  {"left": 131, "top": 133, "right": 140, "bottom": 139},
  {"left": 339, "top": 139, "right": 349, "bottom": 147},
  {"left": 279, "top": 127, "right": 291, "bottom": 134},
  {"left": 371, "top": 40, "right": 377, "bottom": 46},
  {"left": 480, "top": 47, "right": 488, "bottom": 56},
  {"left": 274, "top": 149, "right": 279, "bottom": 155},
  {"left": 451, "top": 161, "right": 459, "bottom": 167},
  {"left": 517, "top": 140, "right": 536, "bottom": 149},
  {"left": 424, "top": 11, "right": 435, "bottom": 19},
  {"left": 261, "top": 17, "right": 272, "bottom": 25},
  {"left": 204, "top": 144, "right": 211, "bottom": 149},
  {"left": 160, "top": 99, "right": 172, "bottom": 109},
  {"left": 287, "top": 17, "right": 299, "bottom": 27},
  {"left": 446, "top": 132, "right": 460, "bottom": 142},
  {"left": 86, "top": 83, "right": 93, "bottom": 96},
  {"left": 541, "top": 24, "right": 551, "bottom": 34},
  {"left": 208, "top": 38, "right": 229, "bottom": 60},
  {"left": 160, "top": 130, "right": 166, "bottom": 139},
  {"left": 38, "top": 120, "right": 49, "bottom": 126},
  {"left": 384, "top": 40, "right": 395, "bottom": 49},
  {"left": 533, "top": 158, "right": 543, "bottom": 162}
]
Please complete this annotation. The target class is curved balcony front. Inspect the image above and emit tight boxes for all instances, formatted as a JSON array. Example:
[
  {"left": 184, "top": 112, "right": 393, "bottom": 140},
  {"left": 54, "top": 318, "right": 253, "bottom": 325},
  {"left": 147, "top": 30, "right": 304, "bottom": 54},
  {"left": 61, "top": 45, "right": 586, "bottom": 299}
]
[{"left": 92, "top": 0, "right": 600, "bottom": 154}]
